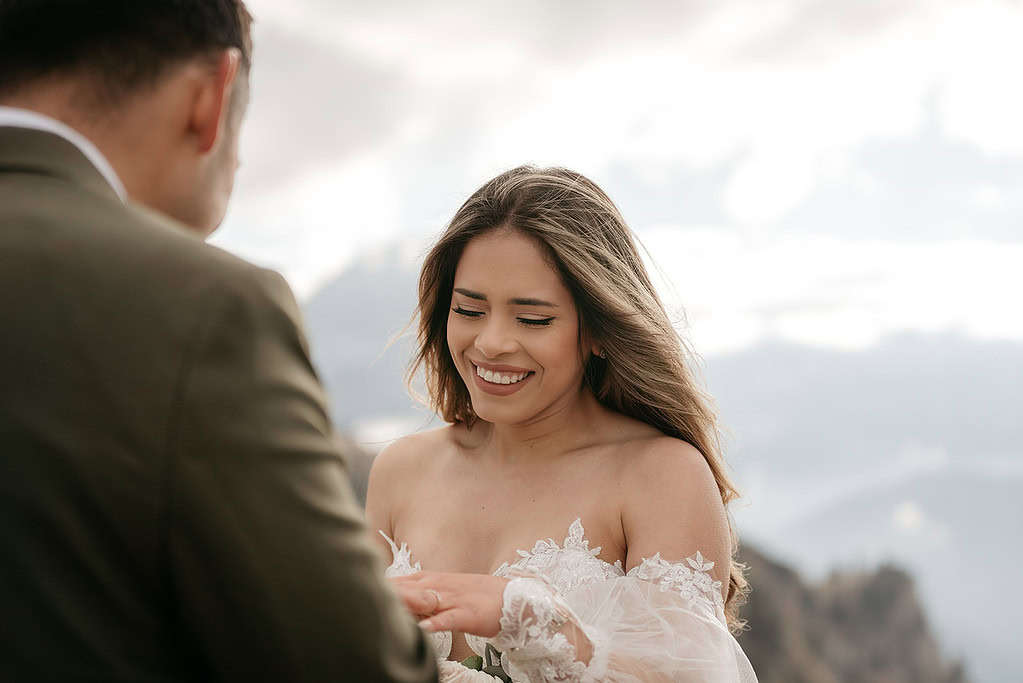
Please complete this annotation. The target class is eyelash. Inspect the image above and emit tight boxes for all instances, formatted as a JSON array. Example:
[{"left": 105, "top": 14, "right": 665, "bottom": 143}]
[{"left": 451, "top": 307, "right": 554, "bottom": 326}]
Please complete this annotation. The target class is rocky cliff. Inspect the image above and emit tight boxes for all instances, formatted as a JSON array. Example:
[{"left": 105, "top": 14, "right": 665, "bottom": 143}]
[{"left": 737, "top": 545, "right": 967, "bottom": 682}]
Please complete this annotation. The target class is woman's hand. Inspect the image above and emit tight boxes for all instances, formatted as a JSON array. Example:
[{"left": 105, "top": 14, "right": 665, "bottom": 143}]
[{"left": 391, "top": 572, "right": 510, "bottom": 637}]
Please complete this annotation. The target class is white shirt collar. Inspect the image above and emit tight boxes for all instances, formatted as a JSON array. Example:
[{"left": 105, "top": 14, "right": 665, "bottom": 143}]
[{"left": 0, "top": 106, "right": 127, "bottom": 202}]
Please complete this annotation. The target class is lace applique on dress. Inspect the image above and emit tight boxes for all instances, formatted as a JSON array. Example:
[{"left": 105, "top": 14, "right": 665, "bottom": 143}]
[
  {"left": 379, "top": 530, "right": 453, "bottom": 660},
  {"left": 379, "top": 530, "right": 421, "bottom": 577},
  {"left": 627, "top": 550, "right": 725, "bottom": 615},
  {"left": 463, "top": 519, "right": 624, "bottom": 661},
  {"left": 380, "top": 519, "right": 749, "bottom": 683},
  {"left": 491, "top": 574, "right": 592, "bottom": 683},
  {"left": 493, "top": 518, "right": 625, "bottom": 595}
]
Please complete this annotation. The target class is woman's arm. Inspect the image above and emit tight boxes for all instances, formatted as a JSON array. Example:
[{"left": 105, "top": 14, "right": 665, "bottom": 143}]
[
  {"left": 366, "top": 432, "right": 434, "bottom": 562},
  {"left": 620, "top": 437, "right": 732, "bottom": 605},
  {"left": 365, "top": 440, "right": 401, "bottom": 561}
]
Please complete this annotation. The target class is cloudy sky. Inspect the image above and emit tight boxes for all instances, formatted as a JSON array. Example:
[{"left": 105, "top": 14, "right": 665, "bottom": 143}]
[
  {"left": 212, "top": 0, "right": 1023, "bottom": 357},
  {"left": 212, "top": 7, "right": 1022, "bottom": 674}
]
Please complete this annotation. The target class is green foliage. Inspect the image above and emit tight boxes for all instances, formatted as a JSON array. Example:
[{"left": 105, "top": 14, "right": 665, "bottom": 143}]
[{"left": 460, "top": 655, "right": 483, "bottom": 670}]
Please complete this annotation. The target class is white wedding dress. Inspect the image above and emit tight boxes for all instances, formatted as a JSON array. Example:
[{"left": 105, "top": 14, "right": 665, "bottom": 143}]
[{"left": 382, "top": 518, "right": 758, "bottom": 682}]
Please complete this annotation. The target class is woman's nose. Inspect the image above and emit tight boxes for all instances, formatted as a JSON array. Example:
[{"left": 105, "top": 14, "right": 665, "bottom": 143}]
[{"left": 474, "top": 318, "right": 518, "bottom": 358}]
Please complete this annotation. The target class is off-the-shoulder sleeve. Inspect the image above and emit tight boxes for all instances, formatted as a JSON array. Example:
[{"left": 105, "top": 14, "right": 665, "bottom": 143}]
[{"left": 491, "top": 554, "right": 757, "bottom": 682}]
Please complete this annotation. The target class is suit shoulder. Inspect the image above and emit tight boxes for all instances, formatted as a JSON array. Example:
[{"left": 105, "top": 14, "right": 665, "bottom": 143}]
[
  {"left": 127, "top": 203, "right": 278, "bottom": 289},
  {"left": 109, "top": 203, "right": 298, "bottom": 325}
]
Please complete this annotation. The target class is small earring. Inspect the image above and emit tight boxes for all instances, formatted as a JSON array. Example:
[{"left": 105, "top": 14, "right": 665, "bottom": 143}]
[{"left": 598, "top": 349, "right": 608, "bottom": 359}]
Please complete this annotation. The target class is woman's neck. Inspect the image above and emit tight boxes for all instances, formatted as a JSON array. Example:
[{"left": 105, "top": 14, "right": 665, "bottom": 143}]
[{"left": 478, "top": 387, "right": 605, "bottom": 467}]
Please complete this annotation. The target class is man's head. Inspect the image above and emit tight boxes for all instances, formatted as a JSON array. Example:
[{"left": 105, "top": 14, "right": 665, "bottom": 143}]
[{"left": 0, "top": 1, "right": 254, "bottom": 236}]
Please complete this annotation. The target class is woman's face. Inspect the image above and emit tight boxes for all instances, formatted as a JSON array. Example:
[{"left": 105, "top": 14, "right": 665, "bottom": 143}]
[{"left": 447, "top": 228, "right": 586, "bottom": 426}]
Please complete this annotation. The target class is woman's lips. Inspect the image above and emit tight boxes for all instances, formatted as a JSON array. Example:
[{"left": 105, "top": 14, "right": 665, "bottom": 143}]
[
  {"left": 471, "top": 360, "right": 532, "bottom": 374},
  {"left": 470, "top": 361, "right": 534, "bottom": 397}
]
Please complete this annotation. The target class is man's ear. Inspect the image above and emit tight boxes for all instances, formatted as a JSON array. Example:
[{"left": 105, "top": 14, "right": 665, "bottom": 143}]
[{"left": 192, "top": 48, "right": 241, "bottom": 154}]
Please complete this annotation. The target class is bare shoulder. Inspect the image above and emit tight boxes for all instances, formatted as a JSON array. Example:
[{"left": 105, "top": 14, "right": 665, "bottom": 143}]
[
  {"left": 365, "top": 424, "right": 460, "bottom": 543},
  {"left": 618, "top": 434, "right": 732, "bottom": 588},
  {"left": 621, "top": 434, "right": 719, "bottom": 498},
  {"left": 368, "top": 424, "right": 459, "bottom": 488},
  {"left": 595, "top": 411, "right": 717, "bottom": 496}
]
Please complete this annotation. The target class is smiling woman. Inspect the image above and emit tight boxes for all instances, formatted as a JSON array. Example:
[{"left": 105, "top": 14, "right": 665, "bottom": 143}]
[
  {"left": 365, "top": 166, "right": 757, "bottom": 681},
  {"left": 448, "top": 229, "right": 583, "bottom": 418}
]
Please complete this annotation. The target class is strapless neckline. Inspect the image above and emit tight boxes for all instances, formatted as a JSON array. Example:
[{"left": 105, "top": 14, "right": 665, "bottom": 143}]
[
  {"left": 380, "top": 517, "right": 631, "bottom": 663},
  {"left": 379, "top": 518, "right": 750, "bottom": 681},
  {"left": 379, "top": 517, "right": 626, "bottom": 580},
  {"left": 381, "top": 516, "right": 728, "bottom": 668}
]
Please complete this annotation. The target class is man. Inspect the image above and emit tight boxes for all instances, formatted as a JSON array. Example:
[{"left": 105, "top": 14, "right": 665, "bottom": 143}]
[{"left": 0, "top": 2, "right": 437, "bottom": 680}]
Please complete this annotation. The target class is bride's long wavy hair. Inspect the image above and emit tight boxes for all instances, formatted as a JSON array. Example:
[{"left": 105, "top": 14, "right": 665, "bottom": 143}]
[{"left": 408, "top": 165, "right": 748, "bottom": 630}]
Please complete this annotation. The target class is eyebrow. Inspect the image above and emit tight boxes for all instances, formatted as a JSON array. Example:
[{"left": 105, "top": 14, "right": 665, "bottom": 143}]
[{"left": 454, "top": 288, "right": 559, "bottom": 308}]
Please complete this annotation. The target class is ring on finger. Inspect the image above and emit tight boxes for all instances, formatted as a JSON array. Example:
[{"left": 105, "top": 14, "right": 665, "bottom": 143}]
[{"left": 426, "top": 588, "right": 442, "bottom": 613}]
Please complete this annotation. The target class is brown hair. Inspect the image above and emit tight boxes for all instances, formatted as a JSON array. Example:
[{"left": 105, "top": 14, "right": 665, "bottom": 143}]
[{"left": 409, "top": 165, "right": 748, "bottom": 630}]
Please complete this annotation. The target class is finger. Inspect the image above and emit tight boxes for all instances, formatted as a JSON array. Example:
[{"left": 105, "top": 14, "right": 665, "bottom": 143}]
[
  {"left": 419, "top": 607, "right": 476, "bottom": 634},
  {"left": 389, "top": 574, "right": 421, "bottom": 585},
  {"left": 392, "top": 586, "right": 422, "bottom": 613},
  {"left": 389, "top": 571, "right": 437, "bottom": 585},
  {"left": 395, "top": 587, "right": 443, "bottom": 615}
]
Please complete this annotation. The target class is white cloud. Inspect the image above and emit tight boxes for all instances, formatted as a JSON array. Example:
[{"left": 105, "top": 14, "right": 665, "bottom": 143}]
[
  {"left": 892, "top": 499, "right": 951, "bottom": 546},
  {"left": 893, "top": 499, "right": 926, "bottom": 533},
  {"left": 213, "top": 153, "right": 403, "bottom": 297},
  {"left": 215, "top": 0, "right": 1023, "bottom": 353},
  {"left": 968, "top": 185, "right": 1008, "bottom": 212},
  {"left": 936, "top": 0, "right": 1023, "bottom": 156},
  {"left": 640, "top": 226, "right": 1023, "bottom": 355}
]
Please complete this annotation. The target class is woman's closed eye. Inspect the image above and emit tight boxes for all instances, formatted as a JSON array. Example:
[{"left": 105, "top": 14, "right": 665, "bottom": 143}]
[
  {"left": 451, "top": 306, "right": 484, "bottom": 318},
  {"left": 451, "top": 307, "right": 555, "bottom": 327}
]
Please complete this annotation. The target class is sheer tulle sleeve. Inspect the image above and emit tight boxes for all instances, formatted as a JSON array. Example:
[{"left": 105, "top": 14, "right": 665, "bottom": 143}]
[{"left": 491, "top": 554, "right": 757, "bottom": 682}]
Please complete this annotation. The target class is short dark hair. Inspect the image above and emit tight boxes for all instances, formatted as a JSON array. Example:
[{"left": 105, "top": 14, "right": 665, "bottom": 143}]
[{"left": 0, "top": 0, "right": 253, "bottom": 101}]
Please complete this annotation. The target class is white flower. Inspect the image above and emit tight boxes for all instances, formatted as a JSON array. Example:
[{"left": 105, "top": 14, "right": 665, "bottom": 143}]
[{"left": 437, "top": 660, "right": 504, "bottom": 682}]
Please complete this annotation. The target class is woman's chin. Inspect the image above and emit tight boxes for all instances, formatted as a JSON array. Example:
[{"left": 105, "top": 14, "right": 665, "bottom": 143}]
[{"left": 470, "top": 402, "right": 524, "bottom": 426}]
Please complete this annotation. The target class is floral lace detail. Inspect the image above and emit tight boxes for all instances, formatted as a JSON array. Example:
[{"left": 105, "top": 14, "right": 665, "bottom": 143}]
[
  {"left": 465, "top": 519, "right": 623, "bottom": 661},
  {"left": 379, "top": 531, "right": 453, "bottom": 660},
  {"left": 381, "top": 519, "right": 729, "bottom": 678},
  {"left": 379, "top": 530, "right": 421, "bottom": 577},
  {"left": 492, "top": 576, "right": 590, "bottom": 683},
  {"left": 493, "top": 519, "right": 624, "bottom": 595},
  {"left": 627, "top": 551, "right": 725, "bottom": 616}
]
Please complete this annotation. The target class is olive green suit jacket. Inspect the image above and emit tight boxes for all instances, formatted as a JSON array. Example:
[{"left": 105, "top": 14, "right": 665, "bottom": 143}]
[{"left": 0, "top": 127, "right": 437, "bottom": 682}]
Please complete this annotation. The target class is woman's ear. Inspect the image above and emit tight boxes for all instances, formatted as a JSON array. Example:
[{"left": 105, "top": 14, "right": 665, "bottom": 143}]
[
  {"left": 578, "top": 330, "right": 599, "bottom": 361},
  {"left": 582, "top": 333, "right": 605, "bottom": 360}
]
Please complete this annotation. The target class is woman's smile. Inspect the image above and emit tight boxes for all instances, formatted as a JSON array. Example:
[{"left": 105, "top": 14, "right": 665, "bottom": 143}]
[{"left": 470, "top": 360, "right": 535, "bottom": 395}]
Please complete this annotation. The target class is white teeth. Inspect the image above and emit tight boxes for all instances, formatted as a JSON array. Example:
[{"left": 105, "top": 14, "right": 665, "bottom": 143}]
[{"left": 476, "top": 365, "right": 529, "bottom": 385}]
